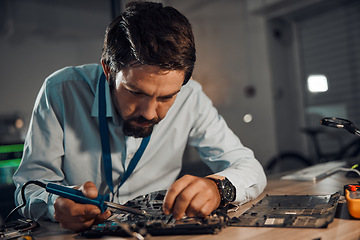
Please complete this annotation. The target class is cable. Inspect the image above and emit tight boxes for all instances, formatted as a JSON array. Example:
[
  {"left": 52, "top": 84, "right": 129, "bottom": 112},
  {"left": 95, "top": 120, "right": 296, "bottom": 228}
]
[
  {"left": 3, "top": 180, "right": 46, "bottom": 224},
  {"left": 334, "top": 167, "right": 360, "bottom": 177}
]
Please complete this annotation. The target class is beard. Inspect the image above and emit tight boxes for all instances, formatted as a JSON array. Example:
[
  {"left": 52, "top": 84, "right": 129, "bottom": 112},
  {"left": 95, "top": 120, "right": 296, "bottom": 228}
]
[{"left": 122, "top": 115, "right": 160, "bottom": 138}]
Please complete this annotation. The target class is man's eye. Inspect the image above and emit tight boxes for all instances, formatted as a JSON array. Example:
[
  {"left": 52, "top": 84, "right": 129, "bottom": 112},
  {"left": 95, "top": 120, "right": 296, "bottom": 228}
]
[
  {"left": 129, "top": 90, "right": 142, "bottom": 95},
  {"left": 158, "top": 96, "right": 173, "bottom": 102}
]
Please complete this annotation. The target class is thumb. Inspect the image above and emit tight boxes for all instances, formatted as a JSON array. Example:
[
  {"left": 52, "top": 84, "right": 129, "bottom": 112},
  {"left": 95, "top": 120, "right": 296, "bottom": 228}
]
[{"left": 79, "top": 181, "right": 98, "bottom": 199}]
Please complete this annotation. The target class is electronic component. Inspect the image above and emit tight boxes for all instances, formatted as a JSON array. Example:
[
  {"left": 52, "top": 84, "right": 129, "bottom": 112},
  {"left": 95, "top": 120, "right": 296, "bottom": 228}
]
[
  {"left": 5, "top": 181, "right": 344, "bottom": 239},
  {"left": 344, "top": 184, "right": 360, "bottom": 219},
  {"left": 4, "top": 181, "right": 227, "bottom": 238},
  {"left": 228, "top": 192, "right": 340, "bottom": 228},
  {"left": 0, "top": 218, "right": 39, "bottom": 240},
  {"left": 81, "top": 190, "right": 228, "bottom": 238}
]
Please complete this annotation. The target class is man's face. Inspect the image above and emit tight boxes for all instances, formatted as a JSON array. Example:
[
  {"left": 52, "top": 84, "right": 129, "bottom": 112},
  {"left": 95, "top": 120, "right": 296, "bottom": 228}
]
[{"left": 110, "top": 65, "right": 185, "bottom": 138}]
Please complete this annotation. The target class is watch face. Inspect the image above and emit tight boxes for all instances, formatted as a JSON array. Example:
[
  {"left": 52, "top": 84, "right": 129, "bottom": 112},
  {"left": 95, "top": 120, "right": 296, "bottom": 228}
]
[{"left": 223, "top": 181, "right": 236, "bottom": 202}]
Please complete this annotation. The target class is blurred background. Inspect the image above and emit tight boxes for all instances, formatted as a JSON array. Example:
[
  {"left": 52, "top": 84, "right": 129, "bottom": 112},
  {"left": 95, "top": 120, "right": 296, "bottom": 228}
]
[{"left": 0, "top": 0, "right": 359, "bottom": 220}]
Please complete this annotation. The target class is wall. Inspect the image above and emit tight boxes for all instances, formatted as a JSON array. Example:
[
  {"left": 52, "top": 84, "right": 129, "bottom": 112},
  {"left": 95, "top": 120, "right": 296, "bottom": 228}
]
[
  {"left": 0, "top": 0, "right": 277, "bottom": 165},
  {"left": 0, "top": 0, "right": 111, "bottom": 139}
]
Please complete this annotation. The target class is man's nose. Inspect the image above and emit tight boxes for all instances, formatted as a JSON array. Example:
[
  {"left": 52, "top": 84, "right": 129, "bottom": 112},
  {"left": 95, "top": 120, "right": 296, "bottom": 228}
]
[{"left": 139, "top": 98, "right": 158, "bottom": 120}]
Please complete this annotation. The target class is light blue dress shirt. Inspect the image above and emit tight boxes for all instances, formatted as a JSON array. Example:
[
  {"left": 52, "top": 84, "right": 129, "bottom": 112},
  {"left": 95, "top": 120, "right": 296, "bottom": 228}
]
[{"left": 13, "top": 64, "right": 266, "bottom": 221}]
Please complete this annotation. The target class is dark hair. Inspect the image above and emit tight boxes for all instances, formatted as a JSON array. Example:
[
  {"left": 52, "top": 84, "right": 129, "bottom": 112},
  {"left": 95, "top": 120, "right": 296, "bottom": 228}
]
[{"left": 101, "top": 1, "right": 196, "bottom": 85}]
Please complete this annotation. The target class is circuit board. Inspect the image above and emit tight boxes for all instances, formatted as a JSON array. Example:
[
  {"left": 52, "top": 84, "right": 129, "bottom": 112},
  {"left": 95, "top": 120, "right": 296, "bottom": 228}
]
[
  {"left": 0, "top": 218, "right": 39, "bottom": 240},
  {"left": 81, "top": 191, "right": 341, "bottom": 238},
  {"left": 81, "top": 190, "right": 228, "bottom": 238},
  {"left": 228, "top": 192, "right": 340, "bottom": 228}
]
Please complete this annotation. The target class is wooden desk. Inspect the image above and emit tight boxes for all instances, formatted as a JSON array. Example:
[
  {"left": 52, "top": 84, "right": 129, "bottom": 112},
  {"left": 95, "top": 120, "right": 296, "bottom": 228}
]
[{"left": 32, "top": 173, "right": 360, "bottom": 240}]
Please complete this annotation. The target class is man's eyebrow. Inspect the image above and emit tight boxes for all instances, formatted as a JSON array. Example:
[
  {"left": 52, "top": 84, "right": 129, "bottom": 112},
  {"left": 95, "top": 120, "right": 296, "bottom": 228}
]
[
  {"left": 160, "top": 89, "right": 181, "bottom": 98},
  {"left": 123, "top": 83, "right": 148, "bottom": 95},
  {"left": 124, "top": 83, "right": 181, "bottom": 98}
]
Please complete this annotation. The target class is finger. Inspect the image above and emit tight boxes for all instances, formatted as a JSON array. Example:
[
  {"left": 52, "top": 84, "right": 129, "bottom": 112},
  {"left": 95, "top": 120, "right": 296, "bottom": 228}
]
[
  {"left": 55, "top": 208, "right": 100, "bottom": 231},
  {"left": 83, "top": 203, "right": 102, "bottom": 219},
  {"left": 170, "top": 176, "right": 211, "bottom": 219},
  {"left": 171, "top": 184, "right": 200, "bottom": 219},
  {"left": 171, "top": 177, "right": 220, "bottom": 219},
  {"left": 79, "top": 181, "right": 98, "bottom": 199},
  {"left": 94, "top": 210, "right": 112, "bottom": 224},
  {"left": 184, "top": 192, "right": 216, "bottom": 218},
  {"left": 172, "top": 194, "right": 194, "bottom": 219},
  {"left": 72, "top": 208, "right": 111, "bottom": 230},
  {"left": 163, "top": 175, "right": 194, "bottom": 215},
  {"left": 54, "top": 196, "right": 102, "bottom": 232},
  {"left": 184, "top": 192, "right": 204, "bottom": 217},
  {"left": 55, "top": 196, "right": 101, "bottom": 217}
]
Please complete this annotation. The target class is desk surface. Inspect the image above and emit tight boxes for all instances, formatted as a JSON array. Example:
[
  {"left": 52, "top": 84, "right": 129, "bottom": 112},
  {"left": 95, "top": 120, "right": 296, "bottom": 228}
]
[{"left": 32, "top": 173, "right": 360, "bottom": 240}]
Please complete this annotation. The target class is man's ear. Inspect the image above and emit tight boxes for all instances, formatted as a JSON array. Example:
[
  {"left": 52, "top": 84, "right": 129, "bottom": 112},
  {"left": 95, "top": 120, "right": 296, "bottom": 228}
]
[{"left": 101, "top": 60, "right": 111, "bottom": 82}]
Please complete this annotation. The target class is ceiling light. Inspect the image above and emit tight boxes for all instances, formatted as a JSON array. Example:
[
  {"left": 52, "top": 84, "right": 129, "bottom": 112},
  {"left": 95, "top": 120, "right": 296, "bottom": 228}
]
[{"left": 307, "top": 74, "right": 328, "bottom": 93}]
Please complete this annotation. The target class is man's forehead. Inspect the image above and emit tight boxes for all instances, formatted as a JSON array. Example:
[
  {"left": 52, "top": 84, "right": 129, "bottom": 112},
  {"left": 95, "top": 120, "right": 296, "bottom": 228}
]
[
  {"left": 121, "top": 65, "right": 183, "bottom": 77},
  {"left": 116, "top": 66, "right": 184, "bottom": 95}
]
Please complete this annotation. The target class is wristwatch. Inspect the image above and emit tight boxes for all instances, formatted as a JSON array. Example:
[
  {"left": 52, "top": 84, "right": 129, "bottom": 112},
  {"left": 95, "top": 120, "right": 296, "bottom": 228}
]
[{"left": 208, "top": 177, "right": 236, "bottom": 208}]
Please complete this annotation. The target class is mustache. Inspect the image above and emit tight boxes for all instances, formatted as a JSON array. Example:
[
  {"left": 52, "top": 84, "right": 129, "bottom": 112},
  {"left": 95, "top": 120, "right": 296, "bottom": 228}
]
[{"left": 128, "top": 116, "right": 160, "bottom": 125}]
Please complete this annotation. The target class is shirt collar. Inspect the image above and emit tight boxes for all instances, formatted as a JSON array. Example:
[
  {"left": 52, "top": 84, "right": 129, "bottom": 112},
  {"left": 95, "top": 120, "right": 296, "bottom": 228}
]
[{"left": 91, "top": 74, "right": 121, "bottom": 125}]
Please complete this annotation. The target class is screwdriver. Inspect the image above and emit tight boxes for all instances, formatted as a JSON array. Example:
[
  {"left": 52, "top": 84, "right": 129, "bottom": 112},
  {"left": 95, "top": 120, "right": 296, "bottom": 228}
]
[{"left": 45, "top": 182, "right": 148, "bottom": 216}]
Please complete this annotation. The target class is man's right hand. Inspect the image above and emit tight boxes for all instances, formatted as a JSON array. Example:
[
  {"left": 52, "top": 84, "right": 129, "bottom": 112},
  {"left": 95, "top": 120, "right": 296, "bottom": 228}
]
[{"left": 53, "top": 181, "right": 112, "bottom": 232}]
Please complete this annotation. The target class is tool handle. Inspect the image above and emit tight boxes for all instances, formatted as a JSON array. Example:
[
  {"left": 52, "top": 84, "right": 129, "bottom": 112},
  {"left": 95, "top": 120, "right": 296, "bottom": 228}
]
[{"left": 46, "top": 183, "right": 108, "bottom": 212}]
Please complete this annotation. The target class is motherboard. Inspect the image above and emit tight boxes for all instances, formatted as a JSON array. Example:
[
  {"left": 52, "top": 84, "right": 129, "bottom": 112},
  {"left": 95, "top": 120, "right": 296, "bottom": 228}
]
[
  {"left": 81, "top": 191, "right": 341, "bottom": 238},
  {"left": 81, "top": 190, "right": 228, "bottom": 238}
]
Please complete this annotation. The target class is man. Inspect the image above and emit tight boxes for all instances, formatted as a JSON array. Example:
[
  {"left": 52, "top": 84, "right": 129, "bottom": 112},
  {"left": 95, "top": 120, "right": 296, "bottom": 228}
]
[{"left": 13, "top": 1, "right": 266, "bottom": 232}]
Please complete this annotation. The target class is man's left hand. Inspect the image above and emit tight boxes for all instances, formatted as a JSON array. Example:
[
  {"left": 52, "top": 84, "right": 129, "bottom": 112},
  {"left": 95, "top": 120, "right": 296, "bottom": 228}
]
[{"left": 162, "top": 174, "right": 221, "bottom": 220}]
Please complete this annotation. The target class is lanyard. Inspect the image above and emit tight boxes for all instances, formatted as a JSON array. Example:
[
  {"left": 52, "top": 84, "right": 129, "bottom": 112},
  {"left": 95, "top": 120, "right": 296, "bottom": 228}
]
[{"left": 98, "top": 73, "right": 150, "bottom": 194}]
